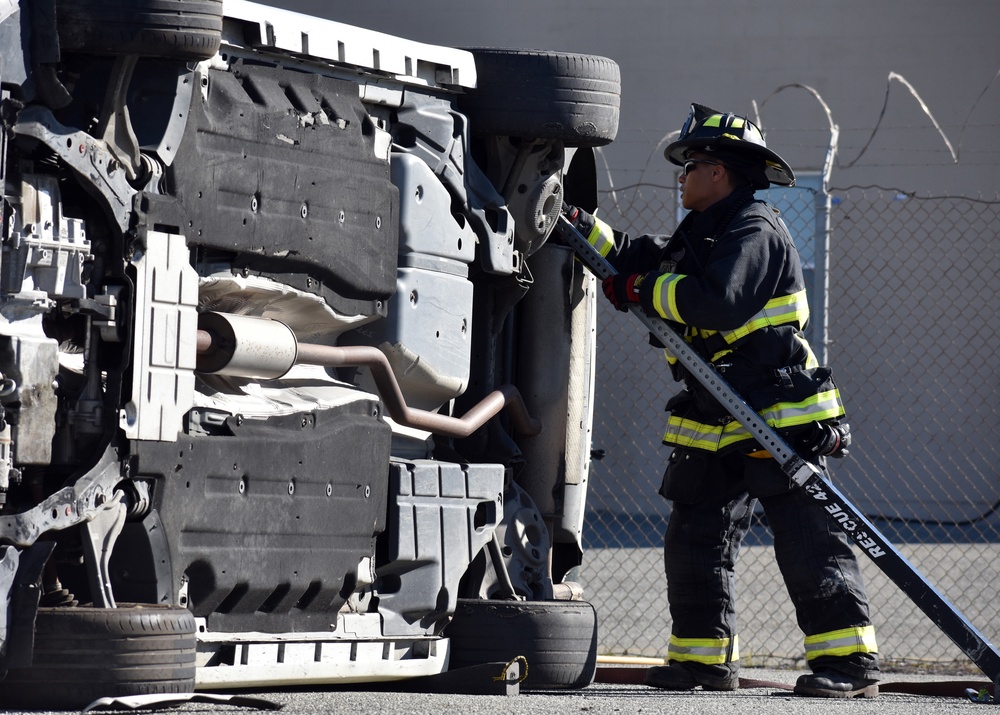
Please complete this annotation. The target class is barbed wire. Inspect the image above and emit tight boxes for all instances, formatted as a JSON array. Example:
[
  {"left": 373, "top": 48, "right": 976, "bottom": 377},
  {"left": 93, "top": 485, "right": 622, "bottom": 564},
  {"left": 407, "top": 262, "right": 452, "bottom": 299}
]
[
  {"left": 596, "top": 182, "right": 676, "bottom": 193},
  {"left": 838, "top": 72, "right": 954, "bottom": 167},
  {"left": 595, "top": 68, "right": 1000, "bottom": 216},
  {"left": 597, "top": 182, "right": 1000, "bottom": 205},
  {"left": 829, "top": 186, "right": 1000, "bottom": 204}
]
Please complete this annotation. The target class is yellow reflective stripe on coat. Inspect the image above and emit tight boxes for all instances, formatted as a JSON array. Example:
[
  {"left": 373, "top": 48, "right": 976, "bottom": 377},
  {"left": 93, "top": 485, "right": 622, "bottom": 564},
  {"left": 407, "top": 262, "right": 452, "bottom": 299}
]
[
  {"left": 765, "top": 389, "right": 845, "bottom": 429},
  {"left": 702, "top": 290, "right": 810, "bottom": 348},
  {"left": 664, "top": 415, "right": 757, "bottom": 452},
  {"left": 586, "top": 216, "right": 615, "bottom": 257},
  {"left": 663, "top": 388, "right": 846, "bottom": 451},
  {"left": 668, "top": 634, "right": 739, "bottom": 665},
  {"left": 651, "top": 273, "right": 686, "bottom": 322},
  {"left": 804, "top": 626, "right": 877, "bottom": 660}
]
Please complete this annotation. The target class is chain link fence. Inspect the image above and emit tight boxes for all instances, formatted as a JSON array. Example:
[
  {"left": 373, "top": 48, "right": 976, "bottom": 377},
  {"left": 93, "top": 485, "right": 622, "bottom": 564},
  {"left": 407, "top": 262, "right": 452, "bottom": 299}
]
[{"left": 581, "top": 178, "right": 1000, "bottom": 672}]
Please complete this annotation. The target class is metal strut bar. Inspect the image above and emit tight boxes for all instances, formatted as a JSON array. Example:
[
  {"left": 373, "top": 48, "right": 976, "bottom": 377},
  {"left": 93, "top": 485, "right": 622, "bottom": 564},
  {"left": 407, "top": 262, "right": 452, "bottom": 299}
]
[{"left": 556, "top": 215, "right": 1000, "bottom": 689}]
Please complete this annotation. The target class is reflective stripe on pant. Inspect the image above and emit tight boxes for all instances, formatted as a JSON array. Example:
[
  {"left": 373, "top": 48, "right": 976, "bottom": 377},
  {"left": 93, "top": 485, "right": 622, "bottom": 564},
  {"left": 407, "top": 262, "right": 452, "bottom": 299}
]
[
  {"left": 663, "top": 451, "right": 879, "bottom": 680},
  {"left": 804, "top": 625, "right": 878, "bottom": 661},
  {"left": 668, "top": 634, "right": 739, "bottom": 665}
]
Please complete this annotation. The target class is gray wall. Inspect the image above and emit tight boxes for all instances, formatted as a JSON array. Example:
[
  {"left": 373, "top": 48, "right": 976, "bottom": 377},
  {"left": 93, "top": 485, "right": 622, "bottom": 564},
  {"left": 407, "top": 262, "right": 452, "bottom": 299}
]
[{"left": 279, "top": 0, "right": 1000, "bottom": 196}]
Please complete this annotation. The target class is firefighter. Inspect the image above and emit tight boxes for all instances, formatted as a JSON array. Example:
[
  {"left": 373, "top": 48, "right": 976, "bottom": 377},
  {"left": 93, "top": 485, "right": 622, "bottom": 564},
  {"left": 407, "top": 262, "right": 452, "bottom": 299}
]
[{"left": 564, "top": 104, "right": 880, "bottom": 698}]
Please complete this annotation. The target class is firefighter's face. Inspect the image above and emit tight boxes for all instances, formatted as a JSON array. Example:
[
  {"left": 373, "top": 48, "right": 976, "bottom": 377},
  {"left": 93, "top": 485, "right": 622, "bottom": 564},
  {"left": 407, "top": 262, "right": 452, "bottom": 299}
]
[{"left": 679, "top": 153, "right": 729, "bottom": 212}]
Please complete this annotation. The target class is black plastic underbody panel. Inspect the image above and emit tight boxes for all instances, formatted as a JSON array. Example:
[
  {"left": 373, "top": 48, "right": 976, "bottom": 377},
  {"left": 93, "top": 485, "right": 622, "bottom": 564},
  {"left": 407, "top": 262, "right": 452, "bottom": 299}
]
[
  {"left": 166, "top": 60, "right": 399, "bottom": 317},
  {"left": 132, "top": 401, "right": 391, "bottom": 633}
]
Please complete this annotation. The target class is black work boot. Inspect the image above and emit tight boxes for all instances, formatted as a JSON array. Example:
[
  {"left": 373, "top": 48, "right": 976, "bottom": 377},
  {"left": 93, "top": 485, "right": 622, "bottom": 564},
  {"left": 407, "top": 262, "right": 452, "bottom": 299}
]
[
  {"left": 644, "top": 661, "right": 738, "bottom": 691},
  {"left": 794, "top": 670, "right": 878, "bottom": 698}
]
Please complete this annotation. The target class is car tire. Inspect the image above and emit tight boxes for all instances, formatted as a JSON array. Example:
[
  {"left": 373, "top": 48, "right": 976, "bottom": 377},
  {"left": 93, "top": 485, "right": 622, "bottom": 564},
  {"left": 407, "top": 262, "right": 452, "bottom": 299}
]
[
  {"left": 445, "top": 598, "right": 599, "bottom": 689},
  {"left": 0, "top": 603, "right": 197, "bottom": 709},
  {"left": 458, "top": 49, "right": 620, "bottom": 147},
  {"left": 55, "top": 0, "right": 224, "bottom": 60}
]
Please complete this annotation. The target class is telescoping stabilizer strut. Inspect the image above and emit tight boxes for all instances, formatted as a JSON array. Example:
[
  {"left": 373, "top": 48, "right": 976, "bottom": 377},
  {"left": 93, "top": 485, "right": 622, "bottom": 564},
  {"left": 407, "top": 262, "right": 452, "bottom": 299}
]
[{"left": 555, "top": 215, "right": 1000, "bottom": 698}]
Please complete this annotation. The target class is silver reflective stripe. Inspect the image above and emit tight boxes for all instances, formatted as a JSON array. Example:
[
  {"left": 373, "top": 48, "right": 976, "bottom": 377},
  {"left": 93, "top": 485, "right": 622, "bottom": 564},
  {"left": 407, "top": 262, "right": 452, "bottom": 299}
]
[
  {"left": 587, "top": 217, "right": 615, "bottom": 257},
  {"left": 804, "top": 625, "right": 878, "bottom": 660},
  {"left": 702, "top": 290, "right": 810, "bottom": 349},
  {"left": 663, "top": 415, "right": 753, "bottom": 452},
  {"left": 651, "top": 273, "right": 685, "bottom": 322},
  {"left": 668, "top": 634, "right": 739, "bottom": 665},
  {"left": 663, "top": 389, "right": 845, "bottom": 451}
]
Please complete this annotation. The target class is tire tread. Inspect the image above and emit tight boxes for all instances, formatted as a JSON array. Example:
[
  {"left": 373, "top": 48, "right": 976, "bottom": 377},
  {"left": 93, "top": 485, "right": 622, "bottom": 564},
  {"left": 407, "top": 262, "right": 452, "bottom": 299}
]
[
  {"left": 0, "top": 604, "right": 197, "bottom": 709},
  {"left": 458, "top": 49, "right": 621, "bottom": 147},
  {"left": 446, "top": 598, "right": 599, "bottom": 690}
]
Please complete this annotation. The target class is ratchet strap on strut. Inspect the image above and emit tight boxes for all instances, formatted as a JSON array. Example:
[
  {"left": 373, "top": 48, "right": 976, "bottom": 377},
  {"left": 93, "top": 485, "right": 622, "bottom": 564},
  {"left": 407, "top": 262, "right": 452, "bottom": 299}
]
[{"left": 556, "top": 215, "right": 1000, "bottom": 690}]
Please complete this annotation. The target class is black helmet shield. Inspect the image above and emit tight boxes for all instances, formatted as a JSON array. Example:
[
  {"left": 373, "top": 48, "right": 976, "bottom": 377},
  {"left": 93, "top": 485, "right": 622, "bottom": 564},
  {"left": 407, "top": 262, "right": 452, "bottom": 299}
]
[{"left": 665, "top": 103, "right": 795, "bottom": 189}]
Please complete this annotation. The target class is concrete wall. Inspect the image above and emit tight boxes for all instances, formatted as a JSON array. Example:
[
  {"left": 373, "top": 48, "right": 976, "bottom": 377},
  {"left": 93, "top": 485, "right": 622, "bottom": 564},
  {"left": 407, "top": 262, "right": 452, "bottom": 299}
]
[{"left": 279, "top": 0, "right": 1000, "bottom": 195}]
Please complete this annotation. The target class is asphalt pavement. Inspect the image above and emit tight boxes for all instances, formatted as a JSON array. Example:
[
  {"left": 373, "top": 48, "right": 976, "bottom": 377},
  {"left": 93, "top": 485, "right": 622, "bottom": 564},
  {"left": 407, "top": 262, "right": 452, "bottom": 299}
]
[
  {"left": 311, "top": 672, "right": 991, "bottom": 715},
  {"left": 6, "top": 667, "right": 991, "bottom": 715}
]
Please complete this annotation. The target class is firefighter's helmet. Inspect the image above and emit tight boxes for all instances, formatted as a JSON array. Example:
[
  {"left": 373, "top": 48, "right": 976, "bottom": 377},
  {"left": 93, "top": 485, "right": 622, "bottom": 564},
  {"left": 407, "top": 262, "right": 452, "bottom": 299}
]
[{"left": 664, "top": 103, "right": 795, "bottom": 189}]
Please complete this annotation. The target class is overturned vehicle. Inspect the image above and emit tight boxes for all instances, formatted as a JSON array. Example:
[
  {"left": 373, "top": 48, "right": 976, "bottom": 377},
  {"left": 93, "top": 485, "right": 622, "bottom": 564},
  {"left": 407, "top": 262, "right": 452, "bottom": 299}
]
[{"left": 0, "top": 0, "right": 620, "bottom": 706}]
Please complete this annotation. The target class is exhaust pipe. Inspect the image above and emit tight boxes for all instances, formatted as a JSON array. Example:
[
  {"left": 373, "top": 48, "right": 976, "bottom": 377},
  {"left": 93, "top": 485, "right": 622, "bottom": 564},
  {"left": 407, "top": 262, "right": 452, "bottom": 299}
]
[{"left": 196, "top": 312, "right": 542, "bottom": 439}]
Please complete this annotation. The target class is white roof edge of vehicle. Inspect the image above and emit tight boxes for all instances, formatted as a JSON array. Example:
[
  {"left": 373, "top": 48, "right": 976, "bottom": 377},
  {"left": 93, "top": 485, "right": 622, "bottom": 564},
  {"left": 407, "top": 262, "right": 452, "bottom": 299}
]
[{"left": 223, "top": 0, "right": 477, "bottom": 89}]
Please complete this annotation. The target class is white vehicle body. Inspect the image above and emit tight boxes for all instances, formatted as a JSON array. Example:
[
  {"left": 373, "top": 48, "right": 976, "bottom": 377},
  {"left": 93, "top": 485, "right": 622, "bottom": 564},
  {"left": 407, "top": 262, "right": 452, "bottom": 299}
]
[{"left": 0, "top": 0, "right": 619, "bottom": 704}]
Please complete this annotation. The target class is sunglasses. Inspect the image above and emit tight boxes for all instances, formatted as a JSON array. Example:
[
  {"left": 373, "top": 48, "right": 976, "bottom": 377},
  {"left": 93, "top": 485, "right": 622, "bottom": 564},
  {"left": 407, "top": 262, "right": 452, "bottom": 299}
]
[{"left": 682, "top": 159, "right": 721, "bottom": 176}]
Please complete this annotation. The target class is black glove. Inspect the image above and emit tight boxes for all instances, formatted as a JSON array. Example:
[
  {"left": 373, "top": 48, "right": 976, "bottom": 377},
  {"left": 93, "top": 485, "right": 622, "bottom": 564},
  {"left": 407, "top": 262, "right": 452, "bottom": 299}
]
[
  {"left": 602, "top": 273, "right": 646, "bottom": 311},
  {"left": 804, "top": 421, "right": 852, "bottom": 459},
  {"left": 562, "top": 202, "right": 581, "bottom": 221}
]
